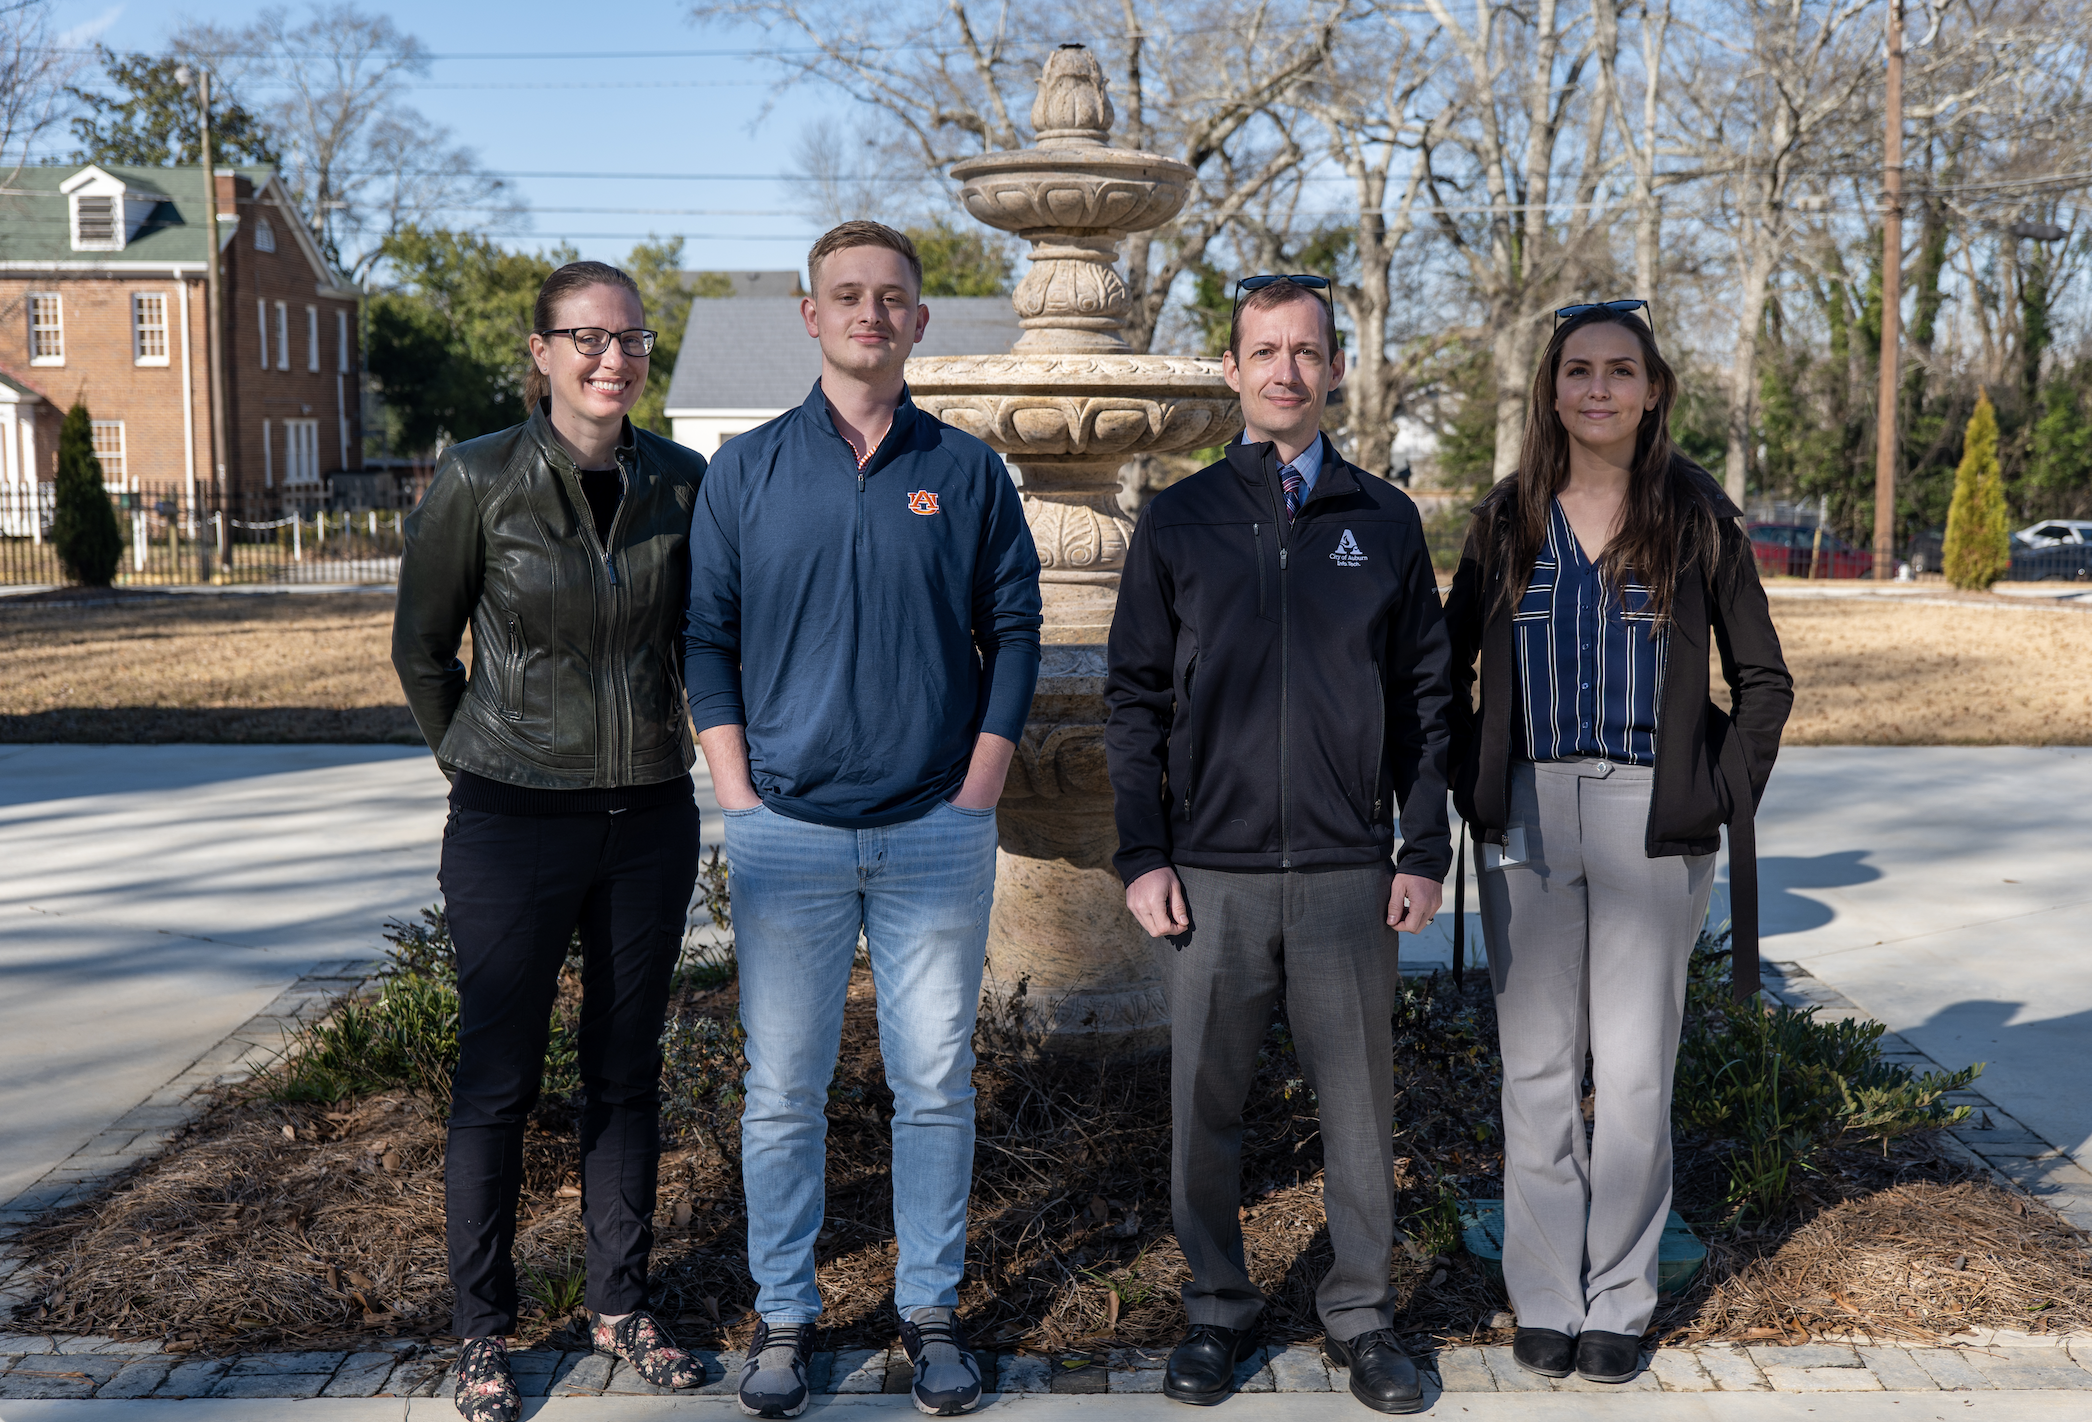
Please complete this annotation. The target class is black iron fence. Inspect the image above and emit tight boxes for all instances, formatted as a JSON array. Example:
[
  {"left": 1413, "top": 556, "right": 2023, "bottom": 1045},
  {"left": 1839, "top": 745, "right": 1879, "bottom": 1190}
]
[{"left": 0, "top": 482, "right": 412, "bottom": 588}]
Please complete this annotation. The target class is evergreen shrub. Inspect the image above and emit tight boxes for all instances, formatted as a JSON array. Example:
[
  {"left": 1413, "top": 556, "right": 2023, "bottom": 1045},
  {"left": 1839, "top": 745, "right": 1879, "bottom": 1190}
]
[{"left": 51, "top": 401, "right": 122, "bottom": 586}]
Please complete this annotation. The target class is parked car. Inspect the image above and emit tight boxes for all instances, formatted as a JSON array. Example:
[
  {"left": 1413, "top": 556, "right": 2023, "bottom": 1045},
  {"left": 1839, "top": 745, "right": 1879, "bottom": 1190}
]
[
  {"left": 2009, "top": 541, "right": 2092, "bottom": 581},
  {"left": 1748, "top": 522, "right": 1877, "bottom": 579},
  {"left": 2012, "top": 519, "right": 2092, "bottom": 549}
]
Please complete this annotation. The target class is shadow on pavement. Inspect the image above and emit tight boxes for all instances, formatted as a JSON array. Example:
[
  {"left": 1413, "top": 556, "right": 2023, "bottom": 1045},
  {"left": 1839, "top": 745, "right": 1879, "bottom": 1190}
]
[
  {"left": 1750, "top": 850, "right": 1885, "bottom": 937},
  {"left": 0, "top": 707, "right": 420, "bottom": 745}
]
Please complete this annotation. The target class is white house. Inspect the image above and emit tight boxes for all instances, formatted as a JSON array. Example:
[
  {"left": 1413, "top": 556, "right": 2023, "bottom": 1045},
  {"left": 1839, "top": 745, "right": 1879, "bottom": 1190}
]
[{"left": 664, "top": 290, "right": 1026, "bottom": 458}]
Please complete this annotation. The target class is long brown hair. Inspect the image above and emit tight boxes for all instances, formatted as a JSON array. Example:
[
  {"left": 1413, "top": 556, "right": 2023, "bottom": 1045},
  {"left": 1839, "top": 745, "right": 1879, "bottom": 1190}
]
[
  {"left": 1472, "top": 307, "right": 1721, "bottom": 626},
  {"left": 523, "top": 260, "right": 644, "bottom": 409}
]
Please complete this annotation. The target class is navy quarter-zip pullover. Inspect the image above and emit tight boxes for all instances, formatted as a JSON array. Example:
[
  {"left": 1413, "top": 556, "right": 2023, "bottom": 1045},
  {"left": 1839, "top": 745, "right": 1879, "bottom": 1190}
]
[{"left": 683, "top": 381, "right": 1043, "bottom": 828}]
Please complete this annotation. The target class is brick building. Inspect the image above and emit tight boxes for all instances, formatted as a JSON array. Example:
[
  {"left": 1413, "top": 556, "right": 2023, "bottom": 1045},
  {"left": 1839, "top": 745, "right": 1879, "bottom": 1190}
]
[{"left": 0, "top": 162, "right": 362, "bottom": 512}]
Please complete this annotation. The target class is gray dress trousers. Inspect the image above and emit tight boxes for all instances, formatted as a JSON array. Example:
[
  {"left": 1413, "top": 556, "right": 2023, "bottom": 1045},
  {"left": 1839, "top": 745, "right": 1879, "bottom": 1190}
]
[
  {"left": 1158, "top": 862, "right": 1403, "bottom": 1343},
  {"left": 1476, "top": 758, "right": 1714, "bottom": 1337}
]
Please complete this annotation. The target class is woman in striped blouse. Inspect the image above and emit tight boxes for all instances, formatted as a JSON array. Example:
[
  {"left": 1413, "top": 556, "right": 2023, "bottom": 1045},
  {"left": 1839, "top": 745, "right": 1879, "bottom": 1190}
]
[{"left": 1444, "top": 302, "right": 1793, "bottom": 1387}]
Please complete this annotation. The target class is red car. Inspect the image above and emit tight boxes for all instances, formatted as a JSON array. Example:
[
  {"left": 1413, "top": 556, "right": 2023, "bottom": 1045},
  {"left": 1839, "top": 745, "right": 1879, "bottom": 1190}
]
[{"left": 1748, "top": 522, "right": 1877, "bottom": 579}]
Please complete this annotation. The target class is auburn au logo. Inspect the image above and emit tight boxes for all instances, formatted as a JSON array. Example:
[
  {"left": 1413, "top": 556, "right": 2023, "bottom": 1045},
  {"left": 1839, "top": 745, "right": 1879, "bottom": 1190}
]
[{"left": 907, "top": 489, "right": 941, "bottom": 516}]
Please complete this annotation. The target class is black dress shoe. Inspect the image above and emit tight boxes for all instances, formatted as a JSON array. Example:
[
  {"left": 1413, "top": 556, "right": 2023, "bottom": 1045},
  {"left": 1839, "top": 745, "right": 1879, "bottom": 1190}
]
[
  {"left": 1574, "top": 1330, "right": 1644, "bottom": 1383},
  {"left": 1163, "top": 1323, "right": 1258, "bottom": 1406},
  {"left": 1511, "top": 1327, "right": 1575, "bottom": 1378},
  {"left": 1321, "top": 1328, "right": 1425, "bottom": 1415}
]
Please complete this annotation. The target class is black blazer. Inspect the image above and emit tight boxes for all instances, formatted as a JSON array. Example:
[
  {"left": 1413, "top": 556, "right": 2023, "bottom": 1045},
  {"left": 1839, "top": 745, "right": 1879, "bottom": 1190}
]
[{"left": 1443, "top": 461, "right": 1794, "bottom": 999}]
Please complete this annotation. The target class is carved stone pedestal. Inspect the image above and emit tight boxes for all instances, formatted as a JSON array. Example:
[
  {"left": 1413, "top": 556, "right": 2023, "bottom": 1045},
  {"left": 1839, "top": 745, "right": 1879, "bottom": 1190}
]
[{"left": 901, "top": 43, "right": 1243, "bottom": 1061}]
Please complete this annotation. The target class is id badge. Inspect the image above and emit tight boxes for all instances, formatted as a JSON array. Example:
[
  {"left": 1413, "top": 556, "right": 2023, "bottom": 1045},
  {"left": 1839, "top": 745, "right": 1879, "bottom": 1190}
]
[{"left": 1481, "top": 825, "right": 1529, "bottom": 871}]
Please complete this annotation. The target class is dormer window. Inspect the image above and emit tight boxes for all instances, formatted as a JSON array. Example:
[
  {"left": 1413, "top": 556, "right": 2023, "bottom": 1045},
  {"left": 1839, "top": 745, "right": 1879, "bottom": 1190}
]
[
  {"left": 61, "top": 166, "right": 169, "bottom": 253},
  {"left": 254, "top": 216, "right": 276, "bottom": 253},
  {"left": 74, "top": 196, "right": 117, "bottom": 247}
]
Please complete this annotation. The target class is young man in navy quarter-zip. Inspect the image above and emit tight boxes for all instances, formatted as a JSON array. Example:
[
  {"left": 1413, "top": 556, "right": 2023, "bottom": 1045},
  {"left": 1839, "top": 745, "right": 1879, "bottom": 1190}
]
[
  {"left": 683, "top": 222, "right": 1042, "bottom": 1420},
  {"left": 1104, "top": 278, "right": 1454, "bottom": 1415}
]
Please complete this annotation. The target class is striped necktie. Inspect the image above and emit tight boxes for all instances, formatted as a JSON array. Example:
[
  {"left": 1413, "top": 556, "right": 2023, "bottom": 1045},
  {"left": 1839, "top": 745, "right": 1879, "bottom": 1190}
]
[{"left": 1281, "top": 463, "right": 1305, "bottom": 522}]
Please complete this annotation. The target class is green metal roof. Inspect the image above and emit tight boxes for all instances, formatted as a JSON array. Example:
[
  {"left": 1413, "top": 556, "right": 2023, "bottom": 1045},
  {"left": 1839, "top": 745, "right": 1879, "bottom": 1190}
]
[{"left": 0, "top": 162, "right": 290, "bottom": 268}]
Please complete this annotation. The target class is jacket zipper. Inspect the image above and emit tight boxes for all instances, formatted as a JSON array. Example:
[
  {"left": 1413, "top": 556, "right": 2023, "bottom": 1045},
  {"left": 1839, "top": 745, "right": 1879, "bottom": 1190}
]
[
  {"left": 1261, "top": 468, "right": 1293, "bottom": 867},
  {"left": 503, "top": 612, "right": 524, "bottom": 720},
  {"left": 605, "top": 452, "right": 635, "bottom": 783},
  {"left": 1253, "top": 522, "right": 1267, "bottom": 617},
  {"left": 1180, "top": 657, "right": 1198, "bottom": 819}
]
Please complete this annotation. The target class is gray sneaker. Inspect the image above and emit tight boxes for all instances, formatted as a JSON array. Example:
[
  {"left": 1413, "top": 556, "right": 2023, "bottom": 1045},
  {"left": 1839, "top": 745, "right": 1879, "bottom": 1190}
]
[
  {"left": 737, "top": 1319, "right": 814, "bottom": 1419},
  {"left": 899, "top": 1306, "right": 982, "bottom": 1416}
]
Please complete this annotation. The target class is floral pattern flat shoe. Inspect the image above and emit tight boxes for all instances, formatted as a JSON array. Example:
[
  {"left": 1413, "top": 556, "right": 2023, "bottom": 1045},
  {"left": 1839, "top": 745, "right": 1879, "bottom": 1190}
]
[
  {"left": 453, "top": 1336, "right": 520, "bottom": 1422},
  {"left": 593, "top": 1310, "right": 705, "bottom": 1389}
]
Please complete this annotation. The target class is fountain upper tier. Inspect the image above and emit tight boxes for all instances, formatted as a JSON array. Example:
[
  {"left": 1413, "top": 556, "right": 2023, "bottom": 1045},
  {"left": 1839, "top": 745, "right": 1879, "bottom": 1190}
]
[{"left": 909, "top": 43, "right": 1240, "bottom": 615}]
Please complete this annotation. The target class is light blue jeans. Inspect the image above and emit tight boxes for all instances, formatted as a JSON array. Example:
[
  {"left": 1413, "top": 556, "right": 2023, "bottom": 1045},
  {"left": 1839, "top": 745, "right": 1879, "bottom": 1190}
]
[{"left": 722, "top": 798, "right": 998, "bottom": 1323}]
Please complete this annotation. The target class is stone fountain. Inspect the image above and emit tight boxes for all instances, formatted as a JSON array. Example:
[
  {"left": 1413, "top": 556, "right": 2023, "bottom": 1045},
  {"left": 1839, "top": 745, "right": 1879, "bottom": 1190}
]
[{"left": 908, "top": 43, "right": 1243, "bottom": 1059}]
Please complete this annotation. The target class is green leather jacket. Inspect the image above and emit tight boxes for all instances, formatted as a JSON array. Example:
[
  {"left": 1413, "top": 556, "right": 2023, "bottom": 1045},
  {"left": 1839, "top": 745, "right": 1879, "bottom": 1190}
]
[{"left": 391, "top": 404, "right": 707, "bottom": 788}]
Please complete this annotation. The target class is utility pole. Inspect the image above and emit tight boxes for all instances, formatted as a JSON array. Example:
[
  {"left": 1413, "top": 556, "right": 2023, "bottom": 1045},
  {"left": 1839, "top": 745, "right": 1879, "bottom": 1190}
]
[
  {"left": 1872, "top": 0, "right": 1904, "bottom": 582},
  {"left": 181, "top": 66, "right": 233, "bottom": 580}
]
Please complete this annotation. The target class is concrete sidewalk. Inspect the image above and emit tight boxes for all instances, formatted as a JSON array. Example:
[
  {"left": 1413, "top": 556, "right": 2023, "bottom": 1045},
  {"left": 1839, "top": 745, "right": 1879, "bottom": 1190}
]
[
  {"left": 0, "top": 1393, "right": 2082, "bottom": 1420},
  {"left": 0, "top": 744, "right": 727, "bottom": 1214},
  {"left": 1715, "top": 747, "right": 2092, "bottom": 1196},
  {"left": 0, "top": 746, "right": 448, "bottom": 1207}
]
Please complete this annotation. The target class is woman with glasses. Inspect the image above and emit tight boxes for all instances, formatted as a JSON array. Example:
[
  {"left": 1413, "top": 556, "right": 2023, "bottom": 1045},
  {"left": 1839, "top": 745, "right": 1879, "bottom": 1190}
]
[
  {"left": 1444, "top": 301, "right": 1792, "bottom": 1386},
  {"left": 393, "top": 261, "right": 707, "bottom": 1422}
]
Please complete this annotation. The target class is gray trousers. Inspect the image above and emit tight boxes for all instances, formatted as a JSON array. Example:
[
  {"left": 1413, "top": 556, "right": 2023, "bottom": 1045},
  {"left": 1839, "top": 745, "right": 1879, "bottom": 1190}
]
[
  {"left": 1159, "top": 862, "right": 1402, "bottom": 1342},
  {"left": 1476, "top": 760, "right": 1714, "bottom": 1337}
]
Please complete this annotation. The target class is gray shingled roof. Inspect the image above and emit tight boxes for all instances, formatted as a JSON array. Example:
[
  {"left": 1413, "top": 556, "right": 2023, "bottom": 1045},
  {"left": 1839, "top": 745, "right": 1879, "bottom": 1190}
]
[
  {"left": 689, "top": 270, "right": 803, "bottom": 298},
  {"left": 664, "top": 296, "right": 1025, "bottom": 412}
]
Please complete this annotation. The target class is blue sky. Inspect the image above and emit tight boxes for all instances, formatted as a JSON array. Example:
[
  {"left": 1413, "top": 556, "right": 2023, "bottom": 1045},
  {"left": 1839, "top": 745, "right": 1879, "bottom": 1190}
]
[{"left": 49, "top": 0, "right": 861, "bottom": 276}]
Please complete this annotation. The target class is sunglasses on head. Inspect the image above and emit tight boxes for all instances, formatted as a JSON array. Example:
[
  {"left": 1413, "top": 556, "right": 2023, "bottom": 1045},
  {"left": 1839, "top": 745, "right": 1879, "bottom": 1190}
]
[
  {"left": 1554, "top": 299, "right": 1651, "bottom": 331},
  {"left": 1232, "top": 273, "right": 1334, "bottom": 316}
]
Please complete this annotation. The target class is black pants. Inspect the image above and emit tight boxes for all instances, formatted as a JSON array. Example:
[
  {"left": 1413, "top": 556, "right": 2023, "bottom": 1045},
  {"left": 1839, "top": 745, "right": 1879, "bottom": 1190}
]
[{"left": 439, "top": 800, "right": 701, "bottom": 1338}]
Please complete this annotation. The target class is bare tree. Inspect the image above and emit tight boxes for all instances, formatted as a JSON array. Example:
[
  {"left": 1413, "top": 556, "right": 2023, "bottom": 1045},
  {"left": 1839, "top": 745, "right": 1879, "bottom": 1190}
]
[
  {"left": 1681, "top": 0, "right": 1878, "bottom": 502},
  {"left": 0, "top": 0, "right": 81, "bottom": 176},
  {"left": 1417, "top": 0, "right": 1626, "bottom": 479},
  {"left": 1593, "top": 0, "right": 1678, "bottom": 303},
  {"left": 177, "top": 3, "right": 519, "bottom": 281},
  {"left": 693, "top": 0, "right": 1347, "bottom": 352},
  {"left": 1291, "top": 11, "right": 1452, "bottom": 472},
  {"left": 789, "top": 113, "right": 948, "bottom": 229}
]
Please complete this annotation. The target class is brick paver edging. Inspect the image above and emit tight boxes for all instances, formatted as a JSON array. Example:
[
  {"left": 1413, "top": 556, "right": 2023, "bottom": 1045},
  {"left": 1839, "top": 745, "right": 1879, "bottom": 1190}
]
[
  {"left": 1759, "top": 960, "right": 2092, "bottom": 1233},
  {"left": 0, "top": 960, "right": 379, "bottom": 1316},
  {"left": 0, "top": 1333, "right": 2089, "bottom": 1401}
]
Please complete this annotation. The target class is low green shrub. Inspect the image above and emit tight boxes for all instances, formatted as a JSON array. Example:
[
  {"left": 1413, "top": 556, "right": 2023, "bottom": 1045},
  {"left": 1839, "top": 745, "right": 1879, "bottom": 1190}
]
[
  {"left": 1673, "top": 926, "right": 1981, "bottom": 1223},
  {"left": 263, "top": 874, "right": 740, "bottom": 1113}
]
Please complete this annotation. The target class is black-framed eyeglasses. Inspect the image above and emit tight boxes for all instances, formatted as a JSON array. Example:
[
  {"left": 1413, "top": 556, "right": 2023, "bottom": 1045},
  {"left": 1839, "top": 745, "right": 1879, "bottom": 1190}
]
[
  {"left": 1233, "top": 273, "right": 1334, "bottom": 315},
  {"left": 1554, "top": 299, "right": 1651, "bottom": 331},
  {"left": 538, "top": 326, "right": 658, "bottom": 357}
]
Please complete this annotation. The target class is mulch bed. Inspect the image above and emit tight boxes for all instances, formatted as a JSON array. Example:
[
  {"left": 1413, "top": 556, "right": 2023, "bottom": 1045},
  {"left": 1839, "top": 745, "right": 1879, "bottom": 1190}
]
[{"left": 12, "top": 968, "right": 2090, "bottom": 1356}]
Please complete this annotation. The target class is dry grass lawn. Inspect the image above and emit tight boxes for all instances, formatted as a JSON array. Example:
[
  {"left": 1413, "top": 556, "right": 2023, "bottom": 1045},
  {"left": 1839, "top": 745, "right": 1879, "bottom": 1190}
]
[
  {"left": 2, "top": 586, "right": 2088, "bottom": 745},
  {"left": 0, "top": 591, "right": 422, "bottom": 742},
  {"left": 1757, "top": 596, "right": 2092, "bottom": 745}
]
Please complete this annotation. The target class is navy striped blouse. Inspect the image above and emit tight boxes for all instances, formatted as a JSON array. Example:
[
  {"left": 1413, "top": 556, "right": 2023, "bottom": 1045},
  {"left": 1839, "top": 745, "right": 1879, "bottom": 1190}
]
[{"left": 1512, "top": 498, "right": 1665, "bottom": 765}]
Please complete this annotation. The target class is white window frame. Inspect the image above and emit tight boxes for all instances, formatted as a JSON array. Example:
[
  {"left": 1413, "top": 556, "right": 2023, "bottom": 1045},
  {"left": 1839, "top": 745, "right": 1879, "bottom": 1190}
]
[
  {"left": 257, "top": 298, "right": 269, "bottom": 368},
  {"left": 262, "top": 418, "right": 273, "bottom": 488},
  {"left": 283, "top": 417, "right": 321, "bottom": 486},
  {"left": 305, "top": 304, "right": 319, "bottom": 372},
  {"left": 336, "top": 309, "right": 349, "bottom": 371},
  {"left": 29, "top": 292, "right": 63, "bottom": 366},
  {"left": 254, "top": 215, "right": 276, "bottom": 253},
  {"left": 90, "top": 419, "right": 125, "bottom": 489},
  {"left": 132, "top": 291, "right": 169, "bottom": 366},
  {"left": 274, "top": 300, "right": 289, "bottom": 371}
]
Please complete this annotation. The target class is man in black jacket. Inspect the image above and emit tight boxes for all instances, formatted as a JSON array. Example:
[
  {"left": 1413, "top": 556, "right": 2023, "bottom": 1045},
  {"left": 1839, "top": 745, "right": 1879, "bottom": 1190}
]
[{"left": 1105, "top": 278, "right": 1454, "bottom": 1415}]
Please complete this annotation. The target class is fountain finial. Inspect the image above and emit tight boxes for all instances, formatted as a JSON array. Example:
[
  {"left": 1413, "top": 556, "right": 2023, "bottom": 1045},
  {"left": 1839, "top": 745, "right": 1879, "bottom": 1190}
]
[{"left": 1032, "top": 44, "right": 1114, "bottom": 146}]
